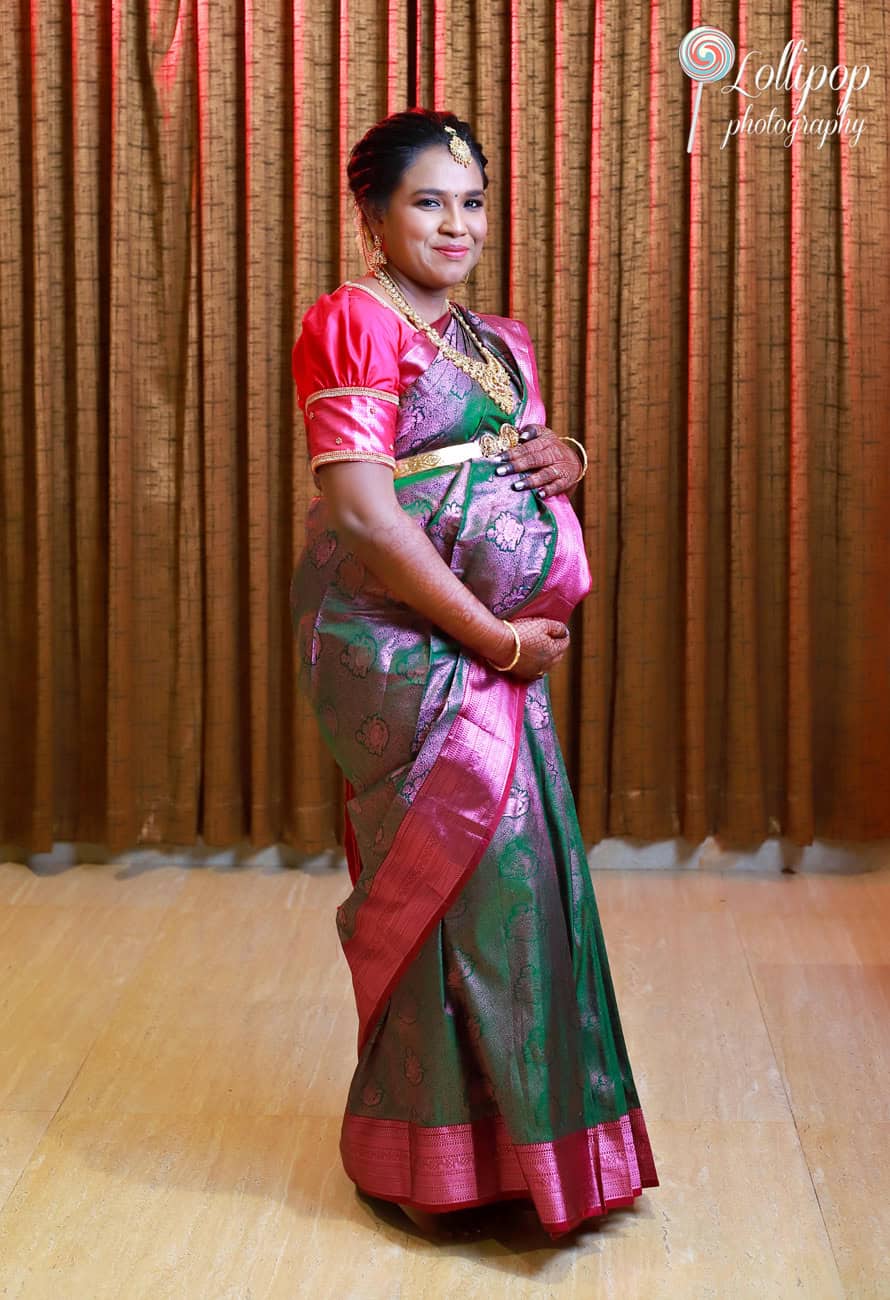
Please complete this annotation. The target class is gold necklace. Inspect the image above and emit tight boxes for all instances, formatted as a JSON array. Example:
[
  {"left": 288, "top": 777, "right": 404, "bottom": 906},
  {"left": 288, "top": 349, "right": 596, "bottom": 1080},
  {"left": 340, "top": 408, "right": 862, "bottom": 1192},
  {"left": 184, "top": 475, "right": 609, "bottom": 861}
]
[{"left": 372, "top": 268, "right": 518, "bottom": 415}]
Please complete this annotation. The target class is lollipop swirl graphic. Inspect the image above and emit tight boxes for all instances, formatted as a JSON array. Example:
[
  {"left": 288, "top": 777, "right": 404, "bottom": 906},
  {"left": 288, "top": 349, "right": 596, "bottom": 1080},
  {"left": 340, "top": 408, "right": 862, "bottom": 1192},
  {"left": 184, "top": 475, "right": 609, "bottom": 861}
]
[{"left": 678, "top": 26, "right": 736, "bottom": 153}]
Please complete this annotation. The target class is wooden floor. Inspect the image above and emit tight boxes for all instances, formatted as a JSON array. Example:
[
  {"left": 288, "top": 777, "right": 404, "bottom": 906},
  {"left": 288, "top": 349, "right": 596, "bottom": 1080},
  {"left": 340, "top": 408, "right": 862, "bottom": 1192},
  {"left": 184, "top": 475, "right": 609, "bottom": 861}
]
[{"left": 0, "top": 853, "right": 888, "bottom": 1299}]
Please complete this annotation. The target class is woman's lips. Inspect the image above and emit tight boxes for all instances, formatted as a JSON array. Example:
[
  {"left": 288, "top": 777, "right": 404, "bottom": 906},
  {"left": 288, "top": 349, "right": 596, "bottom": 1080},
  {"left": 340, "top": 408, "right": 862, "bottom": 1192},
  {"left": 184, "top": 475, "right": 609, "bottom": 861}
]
[{"left": 435, "top": 247, "right": 469, "bottom": 258}]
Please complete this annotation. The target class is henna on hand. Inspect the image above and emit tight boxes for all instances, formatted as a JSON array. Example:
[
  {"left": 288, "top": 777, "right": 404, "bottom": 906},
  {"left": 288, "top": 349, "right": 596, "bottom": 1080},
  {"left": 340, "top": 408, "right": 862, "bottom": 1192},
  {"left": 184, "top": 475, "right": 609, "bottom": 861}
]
[{"left": 494, "top": 424, "right": 584, "bottom": 498}]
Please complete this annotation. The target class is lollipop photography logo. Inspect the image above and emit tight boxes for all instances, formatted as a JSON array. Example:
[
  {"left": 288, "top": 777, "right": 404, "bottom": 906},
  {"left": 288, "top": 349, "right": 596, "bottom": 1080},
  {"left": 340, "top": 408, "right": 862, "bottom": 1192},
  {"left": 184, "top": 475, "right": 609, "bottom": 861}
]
[{"left": 678, "top": 25, "right": 870, "bottom": 151}]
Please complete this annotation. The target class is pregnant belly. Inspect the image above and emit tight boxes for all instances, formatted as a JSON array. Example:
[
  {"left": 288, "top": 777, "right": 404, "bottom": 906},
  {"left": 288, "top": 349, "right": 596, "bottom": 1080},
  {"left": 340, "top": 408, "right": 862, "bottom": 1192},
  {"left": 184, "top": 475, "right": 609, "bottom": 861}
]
[
  {"left": 519, "top": 491, "right": 593, "bottom": 623},
  {"left": 438, "top": 461, "right": 592, "bottom": 623}
]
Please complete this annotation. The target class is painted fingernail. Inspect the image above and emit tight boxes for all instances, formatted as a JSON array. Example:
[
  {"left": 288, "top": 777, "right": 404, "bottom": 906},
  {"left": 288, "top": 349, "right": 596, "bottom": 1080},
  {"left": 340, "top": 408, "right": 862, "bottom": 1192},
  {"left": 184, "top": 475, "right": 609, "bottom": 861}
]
[
  {"left": 511, "top": 476, "right": 528, "bottom": 490},
  {"left": 535, "top": 487, "right": 546, "bottom": 499},
  {"left": 519, "top": 428, "right": 538, "bottom": 442},
  {"left": 495, "top": 464, "right": 512, "bottom": 476}
]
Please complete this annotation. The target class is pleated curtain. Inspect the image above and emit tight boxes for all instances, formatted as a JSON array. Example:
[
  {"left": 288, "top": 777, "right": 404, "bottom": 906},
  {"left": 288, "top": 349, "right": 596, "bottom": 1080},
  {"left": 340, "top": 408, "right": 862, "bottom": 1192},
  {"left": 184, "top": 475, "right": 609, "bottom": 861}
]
[{"left": 0, "top": 0, "right": 887, "bottom": 855}]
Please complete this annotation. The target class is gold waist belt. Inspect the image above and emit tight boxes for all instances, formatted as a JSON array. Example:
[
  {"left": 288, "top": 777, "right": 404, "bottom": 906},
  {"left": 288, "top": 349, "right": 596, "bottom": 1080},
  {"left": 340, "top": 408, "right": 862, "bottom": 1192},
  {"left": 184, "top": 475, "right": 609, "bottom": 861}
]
[{"left": 393, "top": 422, "right": 519, "bottom": 480}]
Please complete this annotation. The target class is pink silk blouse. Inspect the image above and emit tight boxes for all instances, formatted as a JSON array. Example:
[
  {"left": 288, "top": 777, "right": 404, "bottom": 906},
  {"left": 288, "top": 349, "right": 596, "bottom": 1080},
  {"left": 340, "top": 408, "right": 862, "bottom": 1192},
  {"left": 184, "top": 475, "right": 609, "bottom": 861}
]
[{"left": 291, "top": 281, "right": 540, "bottom": 478}]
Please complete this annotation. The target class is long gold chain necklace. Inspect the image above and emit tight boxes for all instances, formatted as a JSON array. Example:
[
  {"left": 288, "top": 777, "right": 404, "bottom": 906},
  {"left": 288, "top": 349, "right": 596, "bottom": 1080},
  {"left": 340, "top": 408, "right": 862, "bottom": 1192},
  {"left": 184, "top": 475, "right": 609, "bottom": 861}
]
[{"left": 372, "top": 267, "right": 518, "bottom": 415}]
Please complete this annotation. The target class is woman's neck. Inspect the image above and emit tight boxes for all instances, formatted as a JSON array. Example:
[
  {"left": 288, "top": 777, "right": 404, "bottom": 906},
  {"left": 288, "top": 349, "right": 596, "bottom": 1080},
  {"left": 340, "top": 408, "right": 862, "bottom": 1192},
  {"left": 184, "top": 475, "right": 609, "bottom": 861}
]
[{"left": 365, "top": 269, "right": 450, "bottom": 327}]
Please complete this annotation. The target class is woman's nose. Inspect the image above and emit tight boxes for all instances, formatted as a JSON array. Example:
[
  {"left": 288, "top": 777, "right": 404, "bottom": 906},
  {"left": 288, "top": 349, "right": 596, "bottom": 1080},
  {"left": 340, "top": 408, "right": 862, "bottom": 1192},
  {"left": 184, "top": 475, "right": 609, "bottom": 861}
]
[{"left": 440, "top": 205, "right": 468, "bottom": 233}]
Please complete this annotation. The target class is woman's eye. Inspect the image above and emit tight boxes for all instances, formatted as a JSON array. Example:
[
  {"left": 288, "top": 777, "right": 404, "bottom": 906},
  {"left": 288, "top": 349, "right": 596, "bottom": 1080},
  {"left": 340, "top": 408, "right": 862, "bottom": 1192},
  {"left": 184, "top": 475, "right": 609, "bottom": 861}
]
[{"left": 417, "top": 198, "right": 484, "bottom": 208}]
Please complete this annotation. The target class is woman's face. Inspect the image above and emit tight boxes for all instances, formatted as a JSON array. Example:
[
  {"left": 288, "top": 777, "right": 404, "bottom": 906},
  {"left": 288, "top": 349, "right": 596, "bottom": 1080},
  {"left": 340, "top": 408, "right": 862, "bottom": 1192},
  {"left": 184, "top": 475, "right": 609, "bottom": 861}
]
[{"left": 365, "top": 144, "right": 488, "bottom": 296}]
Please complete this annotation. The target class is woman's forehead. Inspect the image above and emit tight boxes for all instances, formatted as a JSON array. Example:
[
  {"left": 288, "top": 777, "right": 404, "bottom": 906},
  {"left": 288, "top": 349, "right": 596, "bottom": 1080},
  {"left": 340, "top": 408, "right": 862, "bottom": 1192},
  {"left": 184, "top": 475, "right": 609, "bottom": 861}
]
[{"left": 397, "top": 145, "right": 484, "bottom": 194}]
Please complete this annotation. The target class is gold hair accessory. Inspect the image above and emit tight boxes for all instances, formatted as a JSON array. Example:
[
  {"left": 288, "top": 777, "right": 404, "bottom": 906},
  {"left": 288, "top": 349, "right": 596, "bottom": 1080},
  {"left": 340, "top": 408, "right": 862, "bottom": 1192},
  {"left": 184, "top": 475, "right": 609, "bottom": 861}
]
[
  {"left": 486, "top": 619, "right": 521, "bottom": 672},
  {"left": 444, "top": 124, "right": 471, "bottom": 167},
  {"left": 559, "top": 436, "right": 588, "bottom": 485},
  {"left": 372, "top": 266, "right": 517, "bottom": 414}
]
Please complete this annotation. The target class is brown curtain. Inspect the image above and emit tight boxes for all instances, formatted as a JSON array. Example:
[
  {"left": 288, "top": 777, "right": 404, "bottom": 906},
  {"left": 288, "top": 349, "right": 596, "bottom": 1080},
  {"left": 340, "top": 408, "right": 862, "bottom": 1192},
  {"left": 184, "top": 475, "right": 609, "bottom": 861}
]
[{"left": 1, "top": 1, "right": 887, "bottom": 856}]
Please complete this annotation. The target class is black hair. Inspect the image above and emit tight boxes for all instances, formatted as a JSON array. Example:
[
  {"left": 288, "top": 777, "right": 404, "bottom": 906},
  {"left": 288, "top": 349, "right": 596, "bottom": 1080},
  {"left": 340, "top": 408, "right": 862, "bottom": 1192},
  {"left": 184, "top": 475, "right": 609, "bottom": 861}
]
[{"left": 347, "top": 108, "right": 489, "bottom": 218}]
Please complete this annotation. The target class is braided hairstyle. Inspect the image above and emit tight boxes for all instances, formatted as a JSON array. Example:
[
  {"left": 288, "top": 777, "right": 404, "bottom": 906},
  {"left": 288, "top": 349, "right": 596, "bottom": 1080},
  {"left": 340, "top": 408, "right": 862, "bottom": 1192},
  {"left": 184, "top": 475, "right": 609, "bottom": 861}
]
[{"left": 347, "top": 109, "right": 489, "bottom": 223}]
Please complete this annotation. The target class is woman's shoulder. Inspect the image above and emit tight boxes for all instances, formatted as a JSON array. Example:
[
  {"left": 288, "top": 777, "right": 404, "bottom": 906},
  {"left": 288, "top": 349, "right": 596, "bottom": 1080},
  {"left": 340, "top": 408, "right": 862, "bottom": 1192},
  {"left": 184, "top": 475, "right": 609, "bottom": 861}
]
[
  {"left": 292, "top": 281, "right": 414, "bottom": 395},
  {"left": 471, "top": 309, "right": 534, "bottom": 362},
  {"left": 298, "top": 279, "right": 411, "bottom": 339},
  {"left": 471, "top": 308, "right": 531, "bottom": 341}
]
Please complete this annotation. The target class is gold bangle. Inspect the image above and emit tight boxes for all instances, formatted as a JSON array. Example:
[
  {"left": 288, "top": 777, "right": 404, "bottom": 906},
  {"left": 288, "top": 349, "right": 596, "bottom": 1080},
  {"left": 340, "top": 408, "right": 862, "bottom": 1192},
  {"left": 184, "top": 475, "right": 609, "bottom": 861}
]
[
  {"left": 559, "top": 436, "right": 588, "bottom": 485},
  {"left": 485, "top": 619, "right": 521, "bottom": 672}
]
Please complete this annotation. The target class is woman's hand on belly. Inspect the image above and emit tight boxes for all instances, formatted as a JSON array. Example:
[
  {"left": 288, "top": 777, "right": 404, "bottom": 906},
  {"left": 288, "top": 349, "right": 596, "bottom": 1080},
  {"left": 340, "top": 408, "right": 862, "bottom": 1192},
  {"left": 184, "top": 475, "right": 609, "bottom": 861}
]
[{"left": 494, "top": 424, "right": 584, "bottom": 499}]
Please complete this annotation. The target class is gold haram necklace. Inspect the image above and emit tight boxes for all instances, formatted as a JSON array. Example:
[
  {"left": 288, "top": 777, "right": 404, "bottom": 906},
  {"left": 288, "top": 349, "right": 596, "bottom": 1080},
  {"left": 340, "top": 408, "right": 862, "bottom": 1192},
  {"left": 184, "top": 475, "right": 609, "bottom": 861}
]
[{"left": 372, "top": 267, "right": 518, "bottom": 415}]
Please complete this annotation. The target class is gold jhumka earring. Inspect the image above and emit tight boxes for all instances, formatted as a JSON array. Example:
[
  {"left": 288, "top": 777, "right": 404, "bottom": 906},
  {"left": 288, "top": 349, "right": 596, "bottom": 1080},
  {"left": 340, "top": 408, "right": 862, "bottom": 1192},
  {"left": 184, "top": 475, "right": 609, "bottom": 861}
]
[
  {"left": 356, "top": 211, "right": 387, "bottom": 273},
  {"left": 368, "top": 232, "right": 386, "bottom": 270}
]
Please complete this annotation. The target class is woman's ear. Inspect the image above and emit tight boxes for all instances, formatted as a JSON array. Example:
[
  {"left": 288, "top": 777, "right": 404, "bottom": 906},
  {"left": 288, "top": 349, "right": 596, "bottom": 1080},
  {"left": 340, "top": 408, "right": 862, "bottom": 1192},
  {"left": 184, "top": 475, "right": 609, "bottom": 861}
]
[{"left": 361, "top": 203, "right": 383, "bottom": 239}]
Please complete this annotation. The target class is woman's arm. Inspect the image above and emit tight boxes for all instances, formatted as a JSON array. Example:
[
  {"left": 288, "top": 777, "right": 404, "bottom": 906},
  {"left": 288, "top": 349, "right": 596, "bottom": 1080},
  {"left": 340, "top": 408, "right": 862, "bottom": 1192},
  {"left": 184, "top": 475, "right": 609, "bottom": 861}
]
[{"left": 315, "top": 460, "right": 517, "bottom": 666}]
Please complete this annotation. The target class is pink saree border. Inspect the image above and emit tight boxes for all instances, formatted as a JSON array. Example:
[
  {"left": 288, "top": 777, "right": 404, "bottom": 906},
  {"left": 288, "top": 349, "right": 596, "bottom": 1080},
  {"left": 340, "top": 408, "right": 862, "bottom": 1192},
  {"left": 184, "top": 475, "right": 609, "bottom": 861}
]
[
  {"left": 343, "top": 662, "right": 529, "bottom": 1056},
  {"left": 341, "top": 1106, "right": 659, "bottom": 1239}
]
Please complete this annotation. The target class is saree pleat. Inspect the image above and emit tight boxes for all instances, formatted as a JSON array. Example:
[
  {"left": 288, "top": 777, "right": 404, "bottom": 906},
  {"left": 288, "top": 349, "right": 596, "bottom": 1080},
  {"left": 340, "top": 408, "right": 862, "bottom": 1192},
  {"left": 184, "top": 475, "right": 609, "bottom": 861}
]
[{"left": 290, "top": 289, "right": 659, "bottom": 1236}]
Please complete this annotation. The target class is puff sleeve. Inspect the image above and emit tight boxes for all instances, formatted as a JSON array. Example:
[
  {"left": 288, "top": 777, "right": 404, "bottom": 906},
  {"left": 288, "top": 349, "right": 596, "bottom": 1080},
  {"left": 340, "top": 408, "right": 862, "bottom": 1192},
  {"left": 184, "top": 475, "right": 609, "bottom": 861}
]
[{"left": 292, "top": 286, "right": 404, "bottom": 475}]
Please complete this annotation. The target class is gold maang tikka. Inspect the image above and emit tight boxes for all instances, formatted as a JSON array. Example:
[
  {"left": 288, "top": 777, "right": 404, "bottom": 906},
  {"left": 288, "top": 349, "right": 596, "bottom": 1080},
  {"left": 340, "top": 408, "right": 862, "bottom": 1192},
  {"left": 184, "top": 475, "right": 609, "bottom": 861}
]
[{"left": 443, "top": 124, "right": 472, "bottom": 166}]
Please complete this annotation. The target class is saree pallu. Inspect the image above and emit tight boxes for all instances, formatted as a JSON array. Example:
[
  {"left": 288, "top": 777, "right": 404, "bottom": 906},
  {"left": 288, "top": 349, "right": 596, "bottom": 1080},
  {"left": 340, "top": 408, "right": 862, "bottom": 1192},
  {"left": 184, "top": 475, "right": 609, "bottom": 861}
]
[{"left": 290, "top": 306, "right": 659, "bottom": 1238}]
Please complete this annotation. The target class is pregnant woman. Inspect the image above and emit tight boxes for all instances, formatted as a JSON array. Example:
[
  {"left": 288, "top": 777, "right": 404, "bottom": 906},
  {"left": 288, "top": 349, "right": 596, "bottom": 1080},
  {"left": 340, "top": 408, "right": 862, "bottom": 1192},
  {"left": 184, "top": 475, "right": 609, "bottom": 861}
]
[{"left": 290, "top": 108, "right": 659, "bottom": 1239}]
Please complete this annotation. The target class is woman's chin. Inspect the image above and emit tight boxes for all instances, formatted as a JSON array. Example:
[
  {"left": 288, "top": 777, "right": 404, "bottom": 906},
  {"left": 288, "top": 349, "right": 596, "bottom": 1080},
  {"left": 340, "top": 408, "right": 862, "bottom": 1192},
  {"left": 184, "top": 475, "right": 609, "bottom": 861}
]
[{"left": 419, "top": 261, "right": 476, "bottom": 290}]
